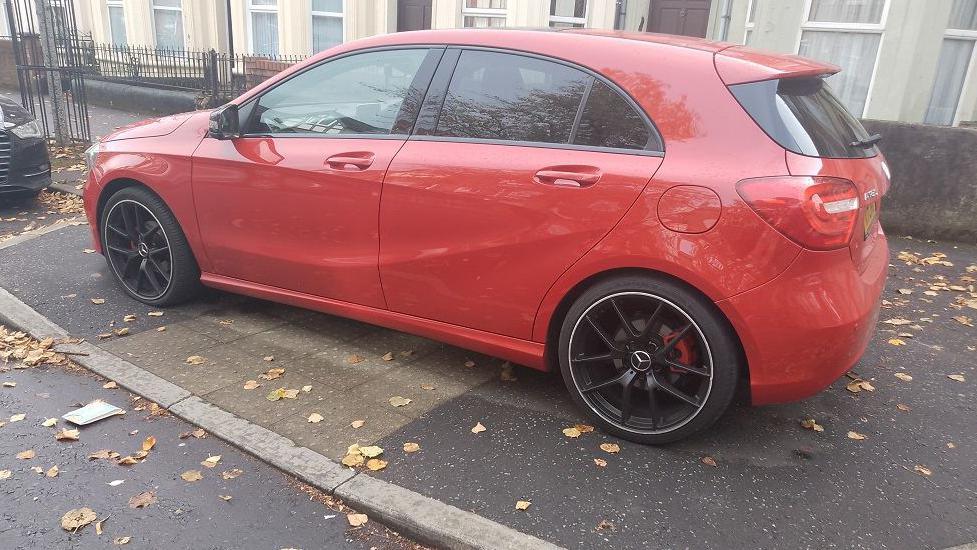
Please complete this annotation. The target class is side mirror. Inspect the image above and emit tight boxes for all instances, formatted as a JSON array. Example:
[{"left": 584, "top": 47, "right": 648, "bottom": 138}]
[{"left": 208, "top": 104, "right": 240, "bottom": 140}]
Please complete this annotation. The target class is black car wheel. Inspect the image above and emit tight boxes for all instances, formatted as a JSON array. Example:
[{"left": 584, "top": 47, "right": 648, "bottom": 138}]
[
  {"left": 558, "top": 275, "right": 740, "bottom": 444},
  {"left": 100, "top": 186, "right": 200, "bottom": 306}
]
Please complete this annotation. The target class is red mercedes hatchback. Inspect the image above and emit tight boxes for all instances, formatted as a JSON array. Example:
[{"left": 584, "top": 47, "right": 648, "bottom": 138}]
[{"left": 83, "top": 29, "right": 889, "bottom": 444}]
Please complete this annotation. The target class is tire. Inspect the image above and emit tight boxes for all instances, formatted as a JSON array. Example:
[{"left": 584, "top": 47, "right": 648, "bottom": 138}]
[
  {"left": 99, "top": 186, "right": 200, "bottom": 306},
  {"left": 557, "top": 274, "right": 740, "bottom": 445}
]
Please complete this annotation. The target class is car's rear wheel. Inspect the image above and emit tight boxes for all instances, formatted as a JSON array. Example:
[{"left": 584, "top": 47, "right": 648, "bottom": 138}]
[
  {"left": 100, "top": 186, "right": 200, "bottom": 306},
  {"left": 558, "top": 275, "right": 740, "bottom": 444}
]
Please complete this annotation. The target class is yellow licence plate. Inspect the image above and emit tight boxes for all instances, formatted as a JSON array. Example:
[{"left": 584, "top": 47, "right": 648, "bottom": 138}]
[{"left": 863, "top": 202, "right": 878, "bottom": 239}]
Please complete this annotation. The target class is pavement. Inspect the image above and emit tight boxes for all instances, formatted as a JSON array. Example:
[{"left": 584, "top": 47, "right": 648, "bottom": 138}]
[
  {"left": 0, "top": 329, "right": 423, "bottom": 549},
  {"left": 0, "top": 206, "right": 975, "bottom": 549}
]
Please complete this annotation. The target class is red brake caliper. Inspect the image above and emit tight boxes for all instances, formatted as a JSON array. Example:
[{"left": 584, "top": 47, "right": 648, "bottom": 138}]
[{"left": 663, "top": 329, "right": 697, "bottom": 373}]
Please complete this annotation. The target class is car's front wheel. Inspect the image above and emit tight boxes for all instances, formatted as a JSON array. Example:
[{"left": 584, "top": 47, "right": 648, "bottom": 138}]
[
  {"left": 558, "top": 275, "right": 740, "bottom": 444},
  {"left": 100, "top": 186, "right": 200, "bottom": 306}
]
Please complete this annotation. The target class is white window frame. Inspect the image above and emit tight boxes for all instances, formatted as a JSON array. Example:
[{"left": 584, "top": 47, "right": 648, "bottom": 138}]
[
  {"left": 151, "top": 0, "right": 184, "bottom": 50},
  {"left": 794, "top": 0, "right": 891, "bottom": 117},
  {"left": 247, "top": 0, "right": 279, "bottom": 56},
  {"left": 462, "top": 1, "right": 507, "bottom": 28},
  {"left": 548, "top": 1, "right": 588, "bottom": 28},
  {"left": 310, "top": 0, "right": 345, "bottom": 54},
  {"left": 936, "top": 23, "right": 977, "bottom": 125},
  {"left": 744, "top": 0, "right": 755, "bottom": 45},
  {"left": 106, "top": 0, "right": 125, "bottom": 45}
]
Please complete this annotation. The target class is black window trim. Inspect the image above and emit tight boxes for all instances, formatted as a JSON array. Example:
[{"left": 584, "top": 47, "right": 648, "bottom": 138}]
[
  {"left": 410, "top": 45, "right": 665, "bottom": 156},
  {"left": 237, "top": 44, "right": 447, "bottom": 140}
]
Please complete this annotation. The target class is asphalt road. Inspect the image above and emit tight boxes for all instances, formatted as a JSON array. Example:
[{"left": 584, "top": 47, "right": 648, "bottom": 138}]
[{"left": 0, "top": 190, "right": 974, "bottom": 549}]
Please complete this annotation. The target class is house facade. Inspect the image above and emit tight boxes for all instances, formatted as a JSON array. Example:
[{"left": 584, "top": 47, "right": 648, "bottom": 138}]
[{"left": 60, "top": 0, "right": 977, "bottom": 125}]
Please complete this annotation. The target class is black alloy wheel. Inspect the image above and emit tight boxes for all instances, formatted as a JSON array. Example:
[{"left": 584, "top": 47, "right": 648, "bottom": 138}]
[{"left": 559, "top": 276, "right": 740, "bottom": 444}]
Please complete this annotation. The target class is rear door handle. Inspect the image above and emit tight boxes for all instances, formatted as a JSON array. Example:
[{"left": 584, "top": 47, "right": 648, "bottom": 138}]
[
  {"left": 533, "top": 167, "right": 601, "bottom": 188},
  {"left": 325, "top": 152, "right": 375, "bottom": 170}
]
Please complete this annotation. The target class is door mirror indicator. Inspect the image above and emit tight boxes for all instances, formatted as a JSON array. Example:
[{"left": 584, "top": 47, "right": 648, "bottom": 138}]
[{"left": 208, "top": 104, "right": 241, "bottom": 140}]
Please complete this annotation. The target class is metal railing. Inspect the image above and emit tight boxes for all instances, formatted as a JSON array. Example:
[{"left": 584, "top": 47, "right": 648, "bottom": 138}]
[{"left": 82, "top": 40, "right": 307, "bottom": 104}]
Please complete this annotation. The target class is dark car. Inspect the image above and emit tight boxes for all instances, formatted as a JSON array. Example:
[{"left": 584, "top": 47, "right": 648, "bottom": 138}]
[{"left": 0, "top": 95, "right": 51, "bottom": 199}]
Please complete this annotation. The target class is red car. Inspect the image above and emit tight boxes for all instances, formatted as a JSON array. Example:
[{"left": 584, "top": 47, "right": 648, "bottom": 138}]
[{"left": 83, "top": 29, "right": 889, "bottom": 444}]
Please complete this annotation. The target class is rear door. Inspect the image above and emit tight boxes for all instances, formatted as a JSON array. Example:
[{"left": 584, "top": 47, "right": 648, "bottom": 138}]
[{"left": 379, "top": 48, "right": 664, "bottom": 339}]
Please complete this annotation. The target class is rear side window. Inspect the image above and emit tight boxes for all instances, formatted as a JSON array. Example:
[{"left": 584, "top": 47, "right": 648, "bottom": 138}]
[
  {"left": 729, "top": 77, "right": 877, "bottom": 159},
  {"left": 573, "top": 81, "right": 653, "bottom": 150},
  {"left": 435, "top": 50, "right": 590, "bottom": 144}
]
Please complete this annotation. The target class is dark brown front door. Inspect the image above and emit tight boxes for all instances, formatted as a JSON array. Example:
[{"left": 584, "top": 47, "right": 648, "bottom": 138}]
[
  {"left": 647, "top": 0, "right": 710, "bottom": 37},
  {"left": 398, "top": 0, "right": 432, "bottom": 32}
]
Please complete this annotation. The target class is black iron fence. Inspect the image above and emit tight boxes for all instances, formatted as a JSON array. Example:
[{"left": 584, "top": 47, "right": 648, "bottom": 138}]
[{"left": 82, "top": 41, "right": 307, "bottom": 104}]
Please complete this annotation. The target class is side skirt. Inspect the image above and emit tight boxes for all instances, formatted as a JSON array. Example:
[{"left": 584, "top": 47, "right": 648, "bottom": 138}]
[{"left": 200, "top": 273, "right": 548, "bottom": 371}]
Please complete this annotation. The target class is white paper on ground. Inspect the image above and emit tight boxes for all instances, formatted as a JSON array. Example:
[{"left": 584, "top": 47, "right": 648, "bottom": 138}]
[{"left": 62, "top": 400, "right": 125, "bottom": 425}]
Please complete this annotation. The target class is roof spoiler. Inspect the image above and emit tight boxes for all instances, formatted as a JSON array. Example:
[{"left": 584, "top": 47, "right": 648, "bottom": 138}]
[{"left": 715, "top": 45, "right": 840, "bottom": 86}]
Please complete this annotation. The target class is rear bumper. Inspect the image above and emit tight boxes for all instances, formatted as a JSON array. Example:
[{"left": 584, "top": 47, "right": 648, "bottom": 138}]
[{"left": 717, "top": 227, "right": 888, "bottom": 405}]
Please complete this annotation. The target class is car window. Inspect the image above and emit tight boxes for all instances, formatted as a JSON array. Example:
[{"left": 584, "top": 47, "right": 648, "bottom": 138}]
[
  {"left": 249, "top": 48, "right": 429, "bottom": 136},
  {"left": 434, "top": 50, "right": 590, "bottom": 144},
  {"left": 573, "top": 81, "right": 653, "bottom": 150}
]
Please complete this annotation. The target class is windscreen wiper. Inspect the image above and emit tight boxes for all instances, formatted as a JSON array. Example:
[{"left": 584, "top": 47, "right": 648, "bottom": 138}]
[{"left": 850, "top": 133, "right": 882, "bottom": 149}]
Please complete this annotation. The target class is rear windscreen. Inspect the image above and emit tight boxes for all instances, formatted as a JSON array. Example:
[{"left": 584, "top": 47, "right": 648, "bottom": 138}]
[{"left": 729, "top": 77, "right": 877, "bottom": 159}]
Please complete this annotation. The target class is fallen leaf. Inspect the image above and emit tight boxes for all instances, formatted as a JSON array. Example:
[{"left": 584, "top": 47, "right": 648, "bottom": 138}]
[
  {"left": 897, "top": 288, "right": 912, "bottom": 295},
  {"left": 42, "top": 418, "right": 57, "bottom": 427},
  {"left": 952, "top": 315, "right": 974, "bottom": 327},
  {"left": 180, "top": 470, "right": 203, "bottom": 482},
  {"left": 218, "top": 319, "right": 234, "bottom": 325},
  {"left": 596, "top": 519, "right": 615, "bottom": 531},
  {"left": 346, "top": 354, "right": 364, "bottom": 364},
  {"left": 308, "top": 413, "right": 324, "bottom": 423},
  {"left": 948, "top": 442, "right": 956, "bottom": 449},
  {"left": 389, "top": 396, "right": 411, "bottom": 407},
  {"left": 218, "top": 495, "right": 232, "bottom": 501},
  {"left": 156, "top": 326, "right": 166, "bottom": 332},
  {"left": 341, "top": 453, "right": 364, "bottom": 467},
  {"left": 500, "top": 362, "right": 517, "bottom": 382},
  {"left": 948, "top": 374, "right": 966, "bottom": 382},
  {"left": 46, "top": 465, "right": 59, "bottom": 477},
  {"left": 191, "top": 429, "right": 206, "bottom": 439},
  {"left": 266, "top": 388, "right": 287, "bottom": 401},
  {"left": 888, "top": 338, "right": 907, "bottom": 346},
  {"left": 128, "top": 491, "right": 156, "bottom": 508},
  {"left": 113, "top": 536, "right": 131, "bottom": 545},
  {"left": 243, "top": 380, "right": 260, "bottom": 390},
  {"left": 123, "top": 314, "right": 136, "bottom": 322},
  {"left": 0, "top": 470, "right": 10, "bottom": 479},
  {"left": 221, "top": 468, "right": 243, "bottom": 480},
  {"left": 847, "top": 431, "right": 867, "bottom": 440},
  {"left": 263, "top": 355, "right": 275, "bottom": 362},
  {"left": 575, "top": 424, "right": 595, "bottom": 433},
  {"left": 562, "top": 427, "right": 582, "bottom": 438},
  {"left": 515, "top": 500, "right": 531, "bottom": 510},
  {"left": 55, "top": 428, "right": 80, "bottom": 441},
  {"left": 96, "top": 519, "right": 105, "bottom": 535},
  {"left": 10, "top": 413, "right": 25, "bottom": 422},
  {"left": 103, "top": 381, "right": 118, "bottom": 389},
  {"left": 350, "top": 420, "right": 365, "bottom": 429},
  {"left": 381, "top": 352, "right": 394, "bottom": 361},
  {"left": 30, "top": 466, "right": 43, "bottom": 474},
  {"left": 464, "top": 360, "right": 476, "bottom": 368},
  {"left": 147, "top": 311, "right": 164, "bottom": 317},
  {"left": 366, "top": 458, "right": 388, "bottom": 471},
  {"left": 895, "top": 372, "right": 913, "bottom": 382},
  {"left": 883, "top": 318, "right": 913, "bottom": 326},
  {"left": 91, "top": 298, "right": 105, "bottom": 305},
  {"left": 420, "top": 383, "right": 436, "bottom": 391},
  {"left": 61, "top": 507, "right": 97, "bottom": 531},
  {"left": 2, "top": 381, "right": 15, "bottom": 387},
  {"left": 800, "top": 418, "right": 824, "bottom": 432},
  {"left": 301, "top": 385, "right": 312, "bottom": 393},
  {"left": 360, "top": 446, "right": 383, "bottom": 458},
  {"left": 88, "top": 449, "right": 117, "bottom": 460},
  {"left": 471, "top": 422, "right": 486, "bottom": 434},
  {"left": 403, "top": 442, "right": 420, "bottom": 453},
  {"left": 594, "top": 458, "right": 607, "bottom": 467},
  {"left": 846, "top": 379, "right": 876, "bottom": 393},
  {"left": 108, "top": 480, "right": 124, "bottom": 486},
  {"left": 914, "top": 465, "right": 932, "bottom": 477},
  {"left": 185, "top": 355, "right": 206, "bottom": 365},
  {"left": 600, "top": 442, "right": 621, "bottom": 454},
  {"left": 201, "top": 455, "right": 221, "bottom": 468},
  {"left": 258, "top": 368, "right": 285, "bottom": 380},
  {"left": 83, "top": 248, "right": 95, "bottom": 254},
  {"left": 347, "top": 513, "right": 368, "bottom": 527},
  {"left": 141, "top": 436, "right": 156, "bottom": 452},
  {"left": 701, "top": 456, "right": 718, "bottom": 467},
  {"left": 896, "top": 403, "right": 911, "bottom": 412}
]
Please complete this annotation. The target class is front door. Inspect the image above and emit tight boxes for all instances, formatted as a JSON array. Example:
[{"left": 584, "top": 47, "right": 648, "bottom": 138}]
[
  {"left": 379, "top": 49, "right": 664, "bottom": 339},
  {"left": 398, "top": 0, "right": 432, "bottom": 31},
  {"left": 648, "top": 0, "right": 711, "bottom": 37},
  {"left": 191, "top": 48, "right": 439, "bottom": 308}
]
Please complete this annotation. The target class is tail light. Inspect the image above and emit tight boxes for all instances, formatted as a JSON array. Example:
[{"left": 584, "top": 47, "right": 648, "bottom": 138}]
[{"left": 736, "top": 176, "right": 859, "bottom": 250}]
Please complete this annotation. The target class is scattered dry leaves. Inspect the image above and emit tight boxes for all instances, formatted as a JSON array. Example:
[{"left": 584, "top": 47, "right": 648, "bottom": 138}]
[
  {"left": 60, "top": 507, "right": 97, "bottom": 532},
  {"left": 800, "top": 418, "right": 824, "bottom": 432},
  {"left": 515, "top": 500, "right": 531, "bottom": 511},
  {"left": 471, "top": 422, "right": 486, "bottom": 434},
  {"left": 127, "top": 491, "right": 156, "bottom": 509}
]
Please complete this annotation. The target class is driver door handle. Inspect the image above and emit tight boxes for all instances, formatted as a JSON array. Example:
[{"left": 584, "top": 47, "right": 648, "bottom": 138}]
[
  {"left": 533, "top": 167, "right": 602, "bottom": 188},
  {"left": 325, "top": 152, "right": 375, "bottom": 171}
]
